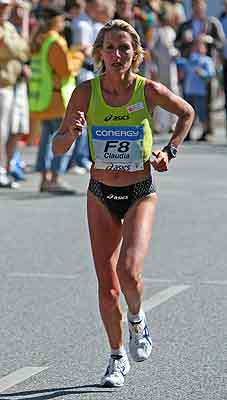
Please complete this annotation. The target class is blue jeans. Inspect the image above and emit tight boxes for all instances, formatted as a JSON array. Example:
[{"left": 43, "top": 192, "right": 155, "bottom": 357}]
[
  {"left": 36, "top": 118, "right": 69, "bottom": 174},
  {"left": 184, "top": 95, "right": 208, "bottom": 123}
]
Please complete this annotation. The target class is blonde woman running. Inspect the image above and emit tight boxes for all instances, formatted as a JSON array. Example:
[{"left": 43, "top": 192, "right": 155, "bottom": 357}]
[{"left": 53, "top": 19, "right": 194, "bottom": 387}]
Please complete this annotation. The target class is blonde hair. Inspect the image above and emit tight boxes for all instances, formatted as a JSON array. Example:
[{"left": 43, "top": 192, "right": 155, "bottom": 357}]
[{"left": 92, "top": 19, "right": 144, "bottom": 73}]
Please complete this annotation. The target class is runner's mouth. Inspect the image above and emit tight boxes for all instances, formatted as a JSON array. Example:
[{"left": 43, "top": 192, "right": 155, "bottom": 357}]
[{"left": 112, "top": 62, "right": 122, "bottom": 67}]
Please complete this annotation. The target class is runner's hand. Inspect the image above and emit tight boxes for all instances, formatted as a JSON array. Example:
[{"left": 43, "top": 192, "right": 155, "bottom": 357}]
[
  {"left": 69, "top": 111, "right": 86, "bottom": 138},
  {"left": 150, "top": 150, "right": 169, "bottom": 172}
]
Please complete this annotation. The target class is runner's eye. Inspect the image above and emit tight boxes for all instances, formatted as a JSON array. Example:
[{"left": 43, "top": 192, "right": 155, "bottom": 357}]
[
  {"left": 104, "top": 45, "right": 131, "bottom": 52},
  {"left": 105, "top": 45, "right": 114, "bottom": 51},
  {"left": 119, "top": 45, "right": 131, "bottom": 52}
]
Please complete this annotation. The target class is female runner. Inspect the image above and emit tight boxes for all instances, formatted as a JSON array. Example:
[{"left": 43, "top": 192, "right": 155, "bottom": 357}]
[{"left": 52, "top": 19, "right": 194, "bottom": 387}]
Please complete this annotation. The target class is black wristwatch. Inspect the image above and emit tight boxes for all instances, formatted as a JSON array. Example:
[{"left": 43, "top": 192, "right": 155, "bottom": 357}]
[{"left": 162, "top": 144, "right": 178, "bottom": 160}]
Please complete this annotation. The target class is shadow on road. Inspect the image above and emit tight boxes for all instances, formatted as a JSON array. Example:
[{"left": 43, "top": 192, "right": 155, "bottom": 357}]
[
  {"left": 0, "top": 384, "right": 115, "bottom": 399},
  {"left": 0, "top": 191, "right": 87, "bottom": 201}
]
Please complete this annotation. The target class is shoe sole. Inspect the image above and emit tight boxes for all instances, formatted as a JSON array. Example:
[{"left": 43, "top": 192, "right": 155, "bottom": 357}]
[
  {"left": 100, "top": 364, "right": 130, "bottom": 387},
  {"left": 131, "top": 355, "right": 150, "bottom": 362},
  {"left": 101, "top": 381, "right": 124, "bottom": 387}
]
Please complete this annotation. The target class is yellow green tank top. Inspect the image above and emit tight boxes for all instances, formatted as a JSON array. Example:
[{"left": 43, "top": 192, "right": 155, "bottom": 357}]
[{"left": 86, "top": 74, "right": 153, "bottom": 172}]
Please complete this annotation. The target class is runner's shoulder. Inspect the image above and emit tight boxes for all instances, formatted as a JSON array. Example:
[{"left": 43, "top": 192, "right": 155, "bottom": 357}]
[
  {"left": 144, "top": 78, "right": 169, "bottom": 97},
  {"left": 70, "top": 79, "right": 92, "bottom": 111},
  {"left": 74, "top": 79, "right": 92, "bottom": 97},
  {"left": 144, "top": 79, "right": 171, "bottom": 109}
]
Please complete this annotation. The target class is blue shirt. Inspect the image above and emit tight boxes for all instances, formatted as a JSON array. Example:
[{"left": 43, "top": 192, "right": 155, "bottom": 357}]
[
  {"left": 177, "top": 53, "right": 215, "bottom": 96},
  {"left": 192, "top": 20, "right": 205, "bottom": 39}
]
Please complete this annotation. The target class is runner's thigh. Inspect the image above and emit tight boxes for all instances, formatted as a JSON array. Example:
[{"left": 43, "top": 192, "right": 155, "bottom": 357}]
[
  {"left": 118, "top": 194, "right": 158, "bottom": 272},
  {"left": 87, "top": 191, "right": 123, "bottom": 282}
]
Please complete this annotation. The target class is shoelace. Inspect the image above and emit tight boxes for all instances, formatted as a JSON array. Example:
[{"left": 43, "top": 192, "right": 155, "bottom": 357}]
[
  {"left": 134, "top": 330, "right": 145, "bottom": 345},
  {"left": 107, "top": 357, "right": 125, "bottom": 375},
  {"left": 131, "top": 321, "right": 145, "bottom": 344}
]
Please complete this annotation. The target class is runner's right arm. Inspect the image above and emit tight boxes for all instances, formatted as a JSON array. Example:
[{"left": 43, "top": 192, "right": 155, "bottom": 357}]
[{"left": 52, "top": 80, "right": 91, "bottom": 155}]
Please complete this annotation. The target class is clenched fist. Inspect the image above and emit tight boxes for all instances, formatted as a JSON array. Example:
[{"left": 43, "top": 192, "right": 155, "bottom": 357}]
[
  {"left": 150, "top": 150, "right": 169, "bottom": 172},
  {"left": 69, "top": 111, "right": 86, "bottom": 138}
]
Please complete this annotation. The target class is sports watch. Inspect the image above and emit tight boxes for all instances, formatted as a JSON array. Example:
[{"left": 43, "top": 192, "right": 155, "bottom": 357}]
[{"left": 162, "top": 144, "right": 178, "bottom": 160}]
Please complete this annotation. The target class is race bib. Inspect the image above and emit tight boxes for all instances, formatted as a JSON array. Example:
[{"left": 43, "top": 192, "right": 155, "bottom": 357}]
[{"left": 92, "top": 125, "right": 144, "bottom": 172}]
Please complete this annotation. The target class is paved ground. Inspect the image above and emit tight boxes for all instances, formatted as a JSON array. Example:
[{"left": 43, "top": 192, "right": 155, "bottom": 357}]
[{"left": 0, "top": 110, "right": 226, "bottom": 400}]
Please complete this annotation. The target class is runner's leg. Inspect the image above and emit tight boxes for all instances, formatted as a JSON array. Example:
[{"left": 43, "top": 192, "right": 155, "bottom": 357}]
[
  {"left": 117, "top": 194, "right": 158, "bottom": 314},
  {"left": 87, "top": 191, "right": 123, "bottom": 350}
]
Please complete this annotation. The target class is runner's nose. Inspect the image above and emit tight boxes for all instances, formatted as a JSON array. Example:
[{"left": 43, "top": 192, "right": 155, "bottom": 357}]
[{"left": 113, "top": 48, "right": 121, "bottom": 58}]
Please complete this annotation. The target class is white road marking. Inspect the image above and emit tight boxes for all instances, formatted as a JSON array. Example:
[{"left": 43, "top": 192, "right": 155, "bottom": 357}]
[
  {"left": 123, "top": 285, "right": 190, "bottom": 322},
  {"left": 8, "top": 273, "right": 79, "bottom": 280},
  {"left": 201, "top": 280, "right": 227, "bottom": 285},
  {"left": 7, "top": 274, "right": 227, "bottom": 286},
  {"left": 0, "top": 367, "right": 48, "bottom": 393},
  {"left": 144, "top": 278, "right": 176, "bottom": 284},
  {"left": 8, "top": 274, "right": 176, "bottom": 283}
]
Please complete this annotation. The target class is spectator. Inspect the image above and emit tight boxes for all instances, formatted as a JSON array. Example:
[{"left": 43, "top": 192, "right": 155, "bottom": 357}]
[
  {"left": 175, "top": 0, "right": 225, "bottom": 140},
  {"left": 73, "top": 0, "right": 107, "bottom": 82},
  {"left": 29, "top": 7, "right": 79, "bottom": 194},
  {"left": 152, "top": 2, "right": 180, "bottom": 132},
  {"left": 114, "top": 0, "right": 154, "bottom": 76},
  {"left": 175, "top": 0, "right": 224, "bottom": 58},
  {"left": 132, "top": 0, "right": 155, "bottom": 50},
  {"left": 165, "top": 0, "right": 186, "bottom": 29},
  {"left": 152, "top": 3, "right": 179, "bottom": 92},
  {"left": 66, "top": 0, "right": 106, "bottom": 175},
  {"left": 0, "top": 0, "right": 29, "bottom": 188},
  {"left": 32, "top": 0, "right": 50, "bottom": 20},
  {"left": 62, "top": 2, "right": 85, "bottom": 79},
  {"left": 146, "top": 0, "right": 162, "bottom": 15},
  {"left": 177, "top": 35, "right": 215, "bottom": 140},
  {"left": 6, "top": 0, "right": 31, "bottom": 181},
  {"left": 219, "top": 0, "right": 227, "bottom": 133},
  {"left": 115, "top": 0, "right": 154, "bottom": 51},
  {"left": 92, "top": 0, "right": 116, "bottom": 39},
  {"left": 64, "top": 0, "right": 88, "bottom": 50}
]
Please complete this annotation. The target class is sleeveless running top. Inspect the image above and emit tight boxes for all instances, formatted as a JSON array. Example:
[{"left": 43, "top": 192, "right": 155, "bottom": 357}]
[{"left": 86, "top": 74, "right": 153, "bottom": 172}]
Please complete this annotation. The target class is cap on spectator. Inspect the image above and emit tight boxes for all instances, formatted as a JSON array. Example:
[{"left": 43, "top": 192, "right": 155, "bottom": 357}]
[
  {"left": 0, "top": 0, "right": 12, "bottom": 5},
  {"left": 42, "top": 7, "right": 65, "bottom": 20},
  {"left": 15, "top": 0, "right": 32, "bottom": 10}
]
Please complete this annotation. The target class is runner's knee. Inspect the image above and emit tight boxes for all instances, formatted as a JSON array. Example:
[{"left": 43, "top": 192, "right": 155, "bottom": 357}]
[
  {"left": 117, "top": 255, "right": 143, "bottom": 290},
  {"left": 99, "top": 285, "right": 121, "bottom": 310}
]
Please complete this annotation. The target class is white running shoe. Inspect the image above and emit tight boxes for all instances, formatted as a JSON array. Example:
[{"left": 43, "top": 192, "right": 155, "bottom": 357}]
[
  {"left": 100, "top": 354, "right": 130, "bottom": 387},
  {"left": 128, "top": 313, "right": 152, "bottom": 362}
]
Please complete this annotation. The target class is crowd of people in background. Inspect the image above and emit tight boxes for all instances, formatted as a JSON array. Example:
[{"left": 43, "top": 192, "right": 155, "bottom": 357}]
[{"left": 0, "top": 0, "right": 226, "bottom": 191}]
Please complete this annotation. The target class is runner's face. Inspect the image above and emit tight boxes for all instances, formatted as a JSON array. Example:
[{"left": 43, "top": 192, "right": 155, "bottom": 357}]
[{"left": 101, "top": 30, "right": 135, "bottom": 74}]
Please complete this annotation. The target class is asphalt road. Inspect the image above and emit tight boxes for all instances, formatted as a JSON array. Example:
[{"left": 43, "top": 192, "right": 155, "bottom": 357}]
[{"left": 0, "top": 123, "right": 226, "bottom": 400}]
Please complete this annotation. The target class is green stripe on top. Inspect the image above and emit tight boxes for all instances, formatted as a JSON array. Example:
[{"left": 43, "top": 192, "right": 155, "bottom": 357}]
[{"left": 86, "top": 74, "right": 153, "bottom": 165}]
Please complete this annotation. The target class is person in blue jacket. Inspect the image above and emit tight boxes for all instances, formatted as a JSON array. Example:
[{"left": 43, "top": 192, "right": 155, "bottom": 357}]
[{"left": 177, "top": 34, "right": 215, "bottom": 141}]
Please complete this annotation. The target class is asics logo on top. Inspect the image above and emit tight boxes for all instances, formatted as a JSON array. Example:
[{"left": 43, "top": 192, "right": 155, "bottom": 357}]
[{"left": 104, "top": 114, "right": 130, "bottom": 122}]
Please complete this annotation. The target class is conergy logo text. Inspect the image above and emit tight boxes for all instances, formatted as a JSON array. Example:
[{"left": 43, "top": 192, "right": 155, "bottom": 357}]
[{"left": 92, "top": 125, "right": 144, "bottom": 141}]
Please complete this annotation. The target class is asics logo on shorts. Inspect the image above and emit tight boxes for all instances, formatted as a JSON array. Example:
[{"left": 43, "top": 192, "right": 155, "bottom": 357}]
[{"left": 107, "top": 194, "right": 129, "bottom": 200}]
